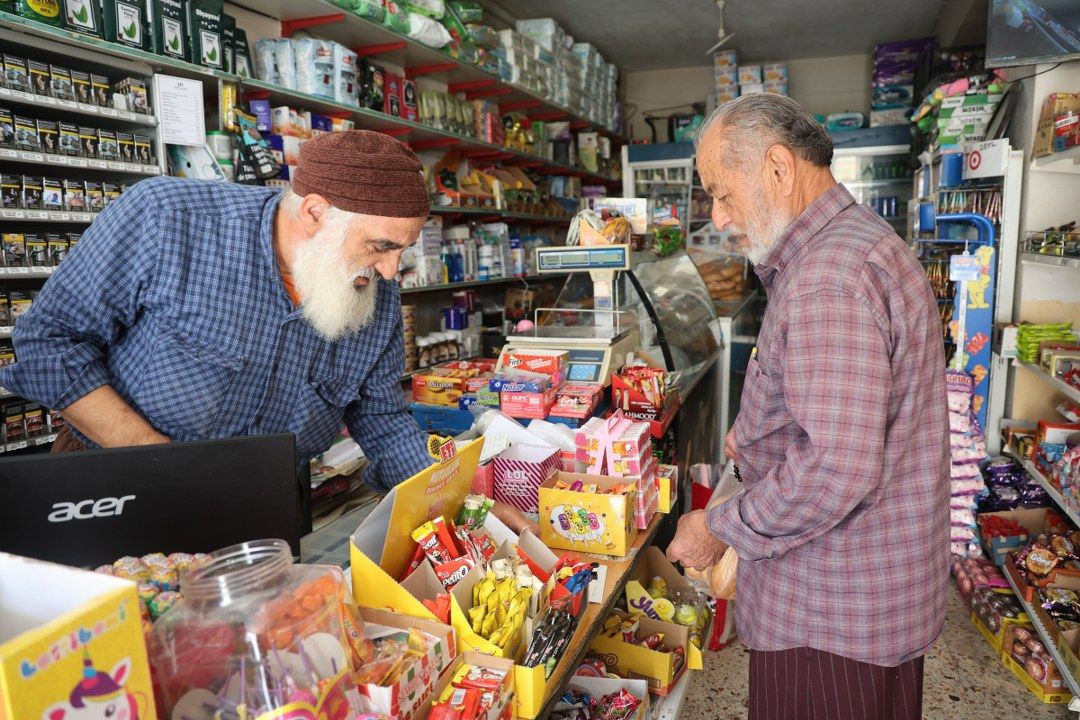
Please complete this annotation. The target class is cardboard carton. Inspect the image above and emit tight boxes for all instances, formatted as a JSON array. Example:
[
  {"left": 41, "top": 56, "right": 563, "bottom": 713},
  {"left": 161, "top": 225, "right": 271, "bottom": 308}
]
[
  {"left": 587, "top": 615, "right": 701, "bottom": 696},
  {"left": 538, "top": 472, "right": 637, "bottom": 556},
  {"left": 0, "top": 553, "right": 157, "bottom": 720}
]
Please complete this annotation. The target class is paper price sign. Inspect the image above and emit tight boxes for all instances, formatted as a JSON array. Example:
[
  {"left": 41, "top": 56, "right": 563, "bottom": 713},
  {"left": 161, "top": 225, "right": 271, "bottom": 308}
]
[{"left": 949, "top": 253, "right": 980, "bottom": 282}]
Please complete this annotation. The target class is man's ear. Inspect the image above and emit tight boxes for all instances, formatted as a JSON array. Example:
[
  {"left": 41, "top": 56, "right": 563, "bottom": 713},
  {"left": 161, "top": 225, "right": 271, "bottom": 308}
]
[
  {"left": 764, "top": 143, "right": 797, "bottom": 197},
  {"left": 298, "top": 193, "right": 332, "bottom": 235}
]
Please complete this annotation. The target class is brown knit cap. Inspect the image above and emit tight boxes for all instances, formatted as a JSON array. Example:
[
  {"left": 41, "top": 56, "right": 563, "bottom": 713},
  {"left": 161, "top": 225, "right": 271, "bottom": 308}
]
[{"left": 292, "top": 130, "right": 429, "bottom": 218}]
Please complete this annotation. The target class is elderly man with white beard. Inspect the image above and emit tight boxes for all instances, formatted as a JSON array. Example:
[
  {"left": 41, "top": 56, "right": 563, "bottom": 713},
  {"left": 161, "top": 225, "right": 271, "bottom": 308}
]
[{"left": 0, "top": 130, "right": 442, "bottom": 496}]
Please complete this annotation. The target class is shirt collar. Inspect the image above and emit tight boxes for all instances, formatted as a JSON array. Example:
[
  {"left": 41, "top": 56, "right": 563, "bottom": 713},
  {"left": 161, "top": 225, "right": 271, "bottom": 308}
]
[{"left": 753, "top": 183, "right": 855, "bottom": 291}]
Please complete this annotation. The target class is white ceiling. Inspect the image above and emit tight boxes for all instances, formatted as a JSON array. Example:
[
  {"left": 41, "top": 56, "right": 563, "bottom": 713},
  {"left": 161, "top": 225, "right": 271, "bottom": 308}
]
[{"left": 490, "top": 0, "right": 950, "bottom": 70}]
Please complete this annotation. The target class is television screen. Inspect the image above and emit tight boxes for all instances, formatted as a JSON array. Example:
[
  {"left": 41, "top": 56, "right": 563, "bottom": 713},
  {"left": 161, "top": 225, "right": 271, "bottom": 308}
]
[{"left": 987, "top": 0, "right": 1080, "bottom": 67}]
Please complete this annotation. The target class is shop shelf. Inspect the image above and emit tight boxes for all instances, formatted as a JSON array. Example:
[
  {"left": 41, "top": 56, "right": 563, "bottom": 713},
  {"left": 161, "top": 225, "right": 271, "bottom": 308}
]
[
  {"left": 1031, "top": 145, "right": 1080, "bottom": 175},
  {"left": 1014, "top": 361, "right": 1080, "bottom": 405},
  {"left": 0, "top": 432, "right": 57, "bottom": 454},
  {"left": 1021, "top": 458, "right": 1080, "bottom": 530},
  {"left": 0, "top": 86, "right": 155, "bottom": 125},
  {"left": 1003, "top": 562, "right": 1080, "bottom": 710},
  {"left": 429, "top": 206, "right": 573, "bottom": 224},
  {"left": 0, "top": 148, "right": 160, "bottom": 176},
  {"left": 400, "top": 272, "right": 567, "bottom": 296},
  {"left": 0, "top": 267, "right": 55, "bottom": 279},
  {"left": 841, "top": 178, "right": 912, "bottom": 188},
  {"left": 1021, "top": 252, "right": 1080, "bottom": 271},
  {"left": 0, "top": 208, "right": 98, "bottom": 223}
]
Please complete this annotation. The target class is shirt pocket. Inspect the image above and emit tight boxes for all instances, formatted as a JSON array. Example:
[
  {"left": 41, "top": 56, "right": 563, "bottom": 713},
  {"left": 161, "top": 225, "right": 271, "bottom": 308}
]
[
  {"left": 290, "top": 362, "right": 361, "bottom": 456},
  {"left": 135, "top": 324, "right": 244, "bottom": 437}
]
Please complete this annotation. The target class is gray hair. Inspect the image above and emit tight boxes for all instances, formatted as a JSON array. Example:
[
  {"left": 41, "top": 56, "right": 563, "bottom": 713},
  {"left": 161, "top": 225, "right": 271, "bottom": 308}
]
[
  {"left": 696, "top": 94, "right": 833, "bottom": 170},
  {"left": 279, "top": 189, "right": 359, "bottom": 234}
]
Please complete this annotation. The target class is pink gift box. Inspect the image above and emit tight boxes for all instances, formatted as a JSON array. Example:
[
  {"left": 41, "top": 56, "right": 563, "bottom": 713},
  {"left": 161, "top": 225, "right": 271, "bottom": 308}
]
[
  {"left": 500, "top": 387, "right": 556, "bottom": 419},
  {"left": 493, "top": 443, "right": 559, "bottom": 514},
  {"left": 574, "top": 412, "right": 653, "bottom": 476},
  {"left": 634, "top": 474, "right": 659, "bottom": 529}
]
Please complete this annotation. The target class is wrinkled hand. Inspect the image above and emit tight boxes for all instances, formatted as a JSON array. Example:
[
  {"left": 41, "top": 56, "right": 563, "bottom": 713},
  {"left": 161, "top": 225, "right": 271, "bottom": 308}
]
[
  {"left": 666, "top": 509, "right": 729, "bottom": 571},
  {"left": 490, "top": 501, "right": 539, "bottom": 536},
  {"left": 724, "top": 429, "right": 736, "bottom": 461}
]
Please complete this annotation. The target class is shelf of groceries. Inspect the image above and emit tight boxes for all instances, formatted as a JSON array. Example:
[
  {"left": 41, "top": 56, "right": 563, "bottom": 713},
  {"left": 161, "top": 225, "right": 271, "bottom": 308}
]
[
  {"left": 1022, "top": 458, "right": 1080, "bottom": 531},
  {"left": 0, "top": 13, "right": 623, "bottom": 188},
  {"left": 1014, "top": 360, "right": 1080, "bottom": 405}
]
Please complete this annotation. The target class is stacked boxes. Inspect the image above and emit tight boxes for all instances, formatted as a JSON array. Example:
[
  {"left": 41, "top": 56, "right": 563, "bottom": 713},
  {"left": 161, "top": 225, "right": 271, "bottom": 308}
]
[
  {"left": 501, "top": 19, "right": 620, "bottom": 132},
  {"left": 935, "top": 93, "right": 1003, "bottom": 147},
  {"left": 871, "top": 37, "right": 935, "bottom": 127},
  {"left": 713, "top": 50, "right": 787, "bottom": 103}
]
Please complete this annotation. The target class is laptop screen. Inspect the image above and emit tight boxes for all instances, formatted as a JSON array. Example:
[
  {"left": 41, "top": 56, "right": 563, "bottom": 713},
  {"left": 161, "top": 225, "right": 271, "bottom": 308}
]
[{"left": 0, "top": 434, "right": 300, "bottom": 567}]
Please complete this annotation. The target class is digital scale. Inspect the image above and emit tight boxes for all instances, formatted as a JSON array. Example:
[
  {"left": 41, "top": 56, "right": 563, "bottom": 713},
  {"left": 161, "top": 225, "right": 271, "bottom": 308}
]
[{"left": 496, "top": 244, "right": 639, "bottom": 386}]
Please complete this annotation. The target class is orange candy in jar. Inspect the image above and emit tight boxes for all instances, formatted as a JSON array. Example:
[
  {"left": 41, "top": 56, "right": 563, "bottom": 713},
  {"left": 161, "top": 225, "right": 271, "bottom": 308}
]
[{"left": 148, "top": 539, "right": 357, "bottom": 720}]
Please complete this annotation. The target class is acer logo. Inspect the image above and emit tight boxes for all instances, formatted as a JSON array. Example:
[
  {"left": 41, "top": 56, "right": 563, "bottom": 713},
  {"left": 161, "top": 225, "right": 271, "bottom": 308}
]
[{"left": 47, "top": 495, "right": 135, "bottom": 523}]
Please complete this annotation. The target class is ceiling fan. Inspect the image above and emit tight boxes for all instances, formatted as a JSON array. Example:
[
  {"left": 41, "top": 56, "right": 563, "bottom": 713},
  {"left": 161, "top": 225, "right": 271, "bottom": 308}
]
[{"left": 704, "top": 0, "right": 735, "bottom": 54}]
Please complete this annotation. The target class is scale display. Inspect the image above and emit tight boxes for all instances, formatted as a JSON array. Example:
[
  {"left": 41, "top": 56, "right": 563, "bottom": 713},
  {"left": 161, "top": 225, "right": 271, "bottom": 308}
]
[
  {"left": 565, "top": 350, "right": 608, "bottom": 383},
  {"left": 535, "top": 245, "right": 630, "bottom": 272}
]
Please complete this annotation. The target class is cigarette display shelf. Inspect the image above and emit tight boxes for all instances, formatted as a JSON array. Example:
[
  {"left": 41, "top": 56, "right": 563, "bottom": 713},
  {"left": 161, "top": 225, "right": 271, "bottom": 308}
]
[
  {"left": 0, "top": 85, "right": 155, "bottom": 126},
  {"left": 1014, "top": 361, "right": 1080, "bottom": 405},
  {"left": 0, "top": 266, "right": 55, "bottom": 279},
  {"left": 0, "top": 148, "right": 160, "bottom": 177},
  {"left": 0, "top": 208, "right": 98, "bottom": 223},
  {"left": 1003, "top": 561, "right": 1080, "bottom": 711},
  {"left": 218, "top": 0, "right": 626, "bottom": 143},
  {"left": 0, "top": 431, "right": 57, "bottom": 454}
]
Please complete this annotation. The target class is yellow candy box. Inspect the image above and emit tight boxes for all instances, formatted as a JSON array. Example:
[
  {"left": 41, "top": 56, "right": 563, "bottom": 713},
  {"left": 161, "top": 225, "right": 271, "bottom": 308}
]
[{"left": 0, "top": 553, "right": 156, "bottom": 720}]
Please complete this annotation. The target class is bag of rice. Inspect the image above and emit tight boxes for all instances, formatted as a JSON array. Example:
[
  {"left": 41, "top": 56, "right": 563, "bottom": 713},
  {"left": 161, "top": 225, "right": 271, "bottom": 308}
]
[
  {"left": 294, "top": 37, "right": 335, "bottom": 99},
  {"left": 332, "top": 42, "right": 359, "bottom": 107}
]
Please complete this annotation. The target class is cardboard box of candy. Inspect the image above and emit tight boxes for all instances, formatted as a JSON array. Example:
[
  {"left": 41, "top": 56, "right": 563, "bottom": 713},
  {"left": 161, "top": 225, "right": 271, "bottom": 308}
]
[
  {"left": 500, "top": 388, "right": 556, "bottom": 420},
  {"left": 1002, "top": 622, "right": 1071, "bottom": 703},
  {"left": 538, "top": 472, "right": 637, "bottom": 556},
  {"left": 587, "top": 613, "right": 702, "bottom": 696},
  {"left": 413, "top": 360, "right": 495, "bottom": 407},
  {"left": 969, "top": 585, "right": 1028, "bottom": 653},
  {"left": 656, "top": 464, "right": 678, "bottom": 514},
  {"left": 977, "top": 508, "right": 1053, "bottom": 566},
  {"left": 418, "top": 651, "right": 516, "bottom": 720},
  {"left": 354, "top": 607, "right": 456, "bottom": 718},
  {"left": 502, "top": 348, "right": 568, "bottom": 377},
  {"left": 493, "top": 443, "right": 559, "bottom": 514},
  {"left": 611, "top": 367, "right": 669, "bottom": 417},
  {"left": 548, "top": 382, "right": 603, "bottom": 420},
  {"left": 0, "top": 553, "right": 157, "bottom": 720},
  {"left": 574, "top": 412, "right": 652, "bottom": 476},
  {"left": 561, "top": 676, "right": 651, "bottom": 720}
]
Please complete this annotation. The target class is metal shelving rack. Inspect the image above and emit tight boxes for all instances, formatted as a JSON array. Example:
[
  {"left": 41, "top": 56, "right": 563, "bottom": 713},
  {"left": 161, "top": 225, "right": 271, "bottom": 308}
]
[
  {"left": 1014, "top": 361, "right": 1080, "bottom": 406},
  {"left": 1003, "top": 566, "right": 1080, "bottom": 712}
]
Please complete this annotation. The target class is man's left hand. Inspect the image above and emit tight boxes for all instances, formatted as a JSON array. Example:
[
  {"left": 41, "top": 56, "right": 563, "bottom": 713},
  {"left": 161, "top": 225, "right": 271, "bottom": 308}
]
[{"left": 667, "top": 509, "right": 729, "bottom": 571}]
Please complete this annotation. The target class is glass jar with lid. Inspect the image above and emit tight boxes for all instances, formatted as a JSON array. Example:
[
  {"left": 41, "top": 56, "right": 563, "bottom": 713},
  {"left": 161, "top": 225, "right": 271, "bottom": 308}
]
[{"left": 148, "top": 540, "right": 356, "bottom": 720}]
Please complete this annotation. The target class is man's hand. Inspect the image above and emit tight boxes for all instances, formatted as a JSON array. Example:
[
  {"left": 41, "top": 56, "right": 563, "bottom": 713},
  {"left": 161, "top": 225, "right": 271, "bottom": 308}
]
[
  {"left": 724, "top": 429, "right": 736, "bottom": 461},
  {"left": 666, "top": 509, "right": 729, "bottom": 571},
  {"left": 61, "top": 386, "right": 170, "bottom": 448},
  {"left": 490, "top": 501, "right": 539, "bottom": 536}
]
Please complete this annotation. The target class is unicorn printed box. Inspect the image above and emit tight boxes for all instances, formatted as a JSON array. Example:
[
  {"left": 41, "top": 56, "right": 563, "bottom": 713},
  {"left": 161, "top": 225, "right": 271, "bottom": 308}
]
[{"left": 0, "top": 553, "right": 156, "bottom": 720}]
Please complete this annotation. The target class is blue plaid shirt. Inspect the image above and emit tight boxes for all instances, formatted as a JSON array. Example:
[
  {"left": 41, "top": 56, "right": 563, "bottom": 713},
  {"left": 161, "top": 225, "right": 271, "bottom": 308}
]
[{"left": 0, "top": 177, "right": 432, "bottom": 491}]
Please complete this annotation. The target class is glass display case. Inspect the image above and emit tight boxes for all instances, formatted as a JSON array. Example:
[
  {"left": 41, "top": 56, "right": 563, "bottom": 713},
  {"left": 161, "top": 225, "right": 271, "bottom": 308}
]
[
  {"left": 621, "top": 143, "right": 697, "bottom": 234},
  {"left": 547, "top": 251, "right": 721, "bottom": 395},
  {"left": 831, "top": 144, "right": 913, "bottom": 240}
]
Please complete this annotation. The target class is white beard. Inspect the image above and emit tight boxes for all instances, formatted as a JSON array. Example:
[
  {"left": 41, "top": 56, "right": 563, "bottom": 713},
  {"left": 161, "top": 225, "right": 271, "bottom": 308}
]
[
  {"left": 732, "top": 182, "right": 793, "bottom": 266},
  {"left": 292, "top": 223, "right": 379, "bottom": 342}
]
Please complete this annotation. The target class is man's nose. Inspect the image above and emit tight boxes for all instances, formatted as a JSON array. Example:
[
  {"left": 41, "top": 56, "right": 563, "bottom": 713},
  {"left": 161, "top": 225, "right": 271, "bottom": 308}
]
[{"left": 712, "top": 203, "right": 732, "bottom": 230}]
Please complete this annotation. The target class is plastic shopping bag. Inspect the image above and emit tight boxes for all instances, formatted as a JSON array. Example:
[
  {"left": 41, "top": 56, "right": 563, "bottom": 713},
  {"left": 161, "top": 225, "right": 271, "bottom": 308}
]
[{"left": 684, "top": 461, "right": 741, "bottom": 599}]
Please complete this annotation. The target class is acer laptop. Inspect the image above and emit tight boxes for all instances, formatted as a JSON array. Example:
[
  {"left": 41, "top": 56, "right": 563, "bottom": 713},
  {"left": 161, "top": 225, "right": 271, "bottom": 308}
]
[{"left": 0, "top": 434, "right": 302, "bottom": 568}]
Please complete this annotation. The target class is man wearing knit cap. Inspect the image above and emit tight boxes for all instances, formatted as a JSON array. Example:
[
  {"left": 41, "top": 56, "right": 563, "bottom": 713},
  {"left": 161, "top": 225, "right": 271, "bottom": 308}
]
[{"left": 0, "top": 130, "right": 438, "bottom": 502}]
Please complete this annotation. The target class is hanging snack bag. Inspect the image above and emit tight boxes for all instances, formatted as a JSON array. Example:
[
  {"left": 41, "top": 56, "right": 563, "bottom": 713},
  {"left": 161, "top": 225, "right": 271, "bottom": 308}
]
[
  {"left": 233, "top": 27, "right": 252, "bottom": 77},
  {"left": 63, "top": 0, "right": 103, "bottom": 36},
  {"left": 150, "top": 0, "right": 189, "bottom": 62},
  {"left": 332, "top": 42, "right": 359, "bottom": 106},
  {"left": 103, "top": 0, "right": 150, "bottom": 50},
  {"left": 220, "top": 13, "right": 236, "bottom": 74},
  {"left": 294, "top": 37, "right": 335, "bottom": 99},
  {"left": 13, "top": 0, "right": 62, "bottom": 26},
  {"left": 187, "top": 0, "right": 224, "bottom": 70}
]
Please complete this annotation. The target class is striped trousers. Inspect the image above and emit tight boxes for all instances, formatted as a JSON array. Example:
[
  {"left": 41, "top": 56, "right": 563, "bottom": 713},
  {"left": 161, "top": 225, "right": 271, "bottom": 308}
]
[{"left": 749, "top": 647, "right": 924, "bottom": 720}]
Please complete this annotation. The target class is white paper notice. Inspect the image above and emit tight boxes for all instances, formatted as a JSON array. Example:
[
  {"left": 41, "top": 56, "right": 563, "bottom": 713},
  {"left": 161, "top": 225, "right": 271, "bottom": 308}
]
[{"left": 153, "top": 74, "right": 206, "bottom": 146}]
